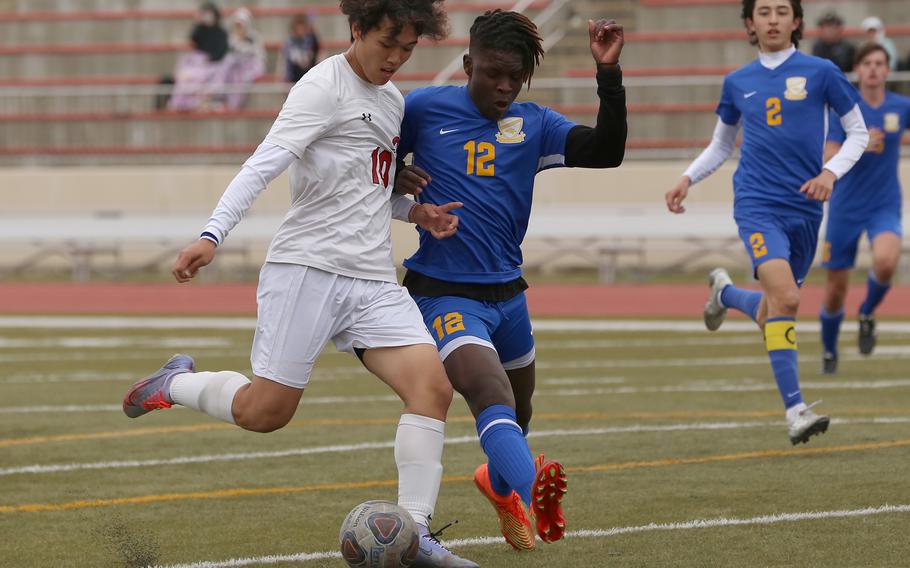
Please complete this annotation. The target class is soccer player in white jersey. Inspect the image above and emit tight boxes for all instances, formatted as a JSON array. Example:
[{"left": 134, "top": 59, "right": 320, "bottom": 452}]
[
  {"left": 122, "top": 2, "right": 477, "bottom": 566},
  {"left": 665, "top": 0, "right": 868, "bottom": 445}
]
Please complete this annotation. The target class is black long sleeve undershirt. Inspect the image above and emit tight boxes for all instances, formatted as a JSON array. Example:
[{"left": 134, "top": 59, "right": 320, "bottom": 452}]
[{"left": 564, "top": 64, "right": 627, "bottom": 168}]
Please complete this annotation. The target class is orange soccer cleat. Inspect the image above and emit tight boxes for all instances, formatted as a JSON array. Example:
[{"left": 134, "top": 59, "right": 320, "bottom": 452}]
[
  {"left": 473, "top": 463, "right": 536, "bottom": 550},
  {"left": 532, "top": 454, "right": 567, "bottom": 542}
]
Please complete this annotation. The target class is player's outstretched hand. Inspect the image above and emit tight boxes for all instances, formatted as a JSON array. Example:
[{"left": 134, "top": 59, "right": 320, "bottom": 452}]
[
  {"left": 394, "top": 165, "right": 432, "bottom": 196},
  {"left": 411, "top": 201, "right": 463, "bottom": 239},
  {"left": 172, "top": 239, "right": 217, "bottom": 283},
  {"left": 589, "top": 18, "right": 624, "bottom": 66},
  {"left": 799, "top": 169, "right": 836, "bottom": 202},
  {"left": 665, "top": 176, "right": 691, "bottom": 214}
]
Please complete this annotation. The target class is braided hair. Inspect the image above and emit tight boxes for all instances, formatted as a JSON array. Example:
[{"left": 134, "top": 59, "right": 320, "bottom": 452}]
[
  {"left": 741, "top": 0, "right": 804, "bottom": 48},
  {"left": 470, "top": 10, "right": 544, "bottom": 87},
  {"left": 340, "top": 0, "right": 448, "bottom": 41}
]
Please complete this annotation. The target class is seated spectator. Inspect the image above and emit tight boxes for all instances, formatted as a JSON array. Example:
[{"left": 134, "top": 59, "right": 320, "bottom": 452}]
[
  {"left": 222, "top": 7, "right": 266, "bottom": 110},
  {"left": 812, "top": 12, "right": 855, "bottom": 72},
  {"left": 277, "top": 14, "right": 320, "bottom": 83},
  {"left": 861, "top": 16, "right": 898, "bottom": 71},
  {"left": 169, "top": 2, "right": 232, "bottom": 111}
]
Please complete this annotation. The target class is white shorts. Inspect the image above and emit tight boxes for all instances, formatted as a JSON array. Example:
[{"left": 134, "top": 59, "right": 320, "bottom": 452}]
[{"left": 250, "top": 262, "right": 435, "bottom": 388}]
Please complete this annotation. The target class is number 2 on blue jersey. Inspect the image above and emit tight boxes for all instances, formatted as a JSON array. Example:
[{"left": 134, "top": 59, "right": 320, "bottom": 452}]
[
  {"left": 766, "top": 97, "right": 782, "bottom": 126},
  {"left": 464, "top": 141, "right": 495, "bottom": 176}
]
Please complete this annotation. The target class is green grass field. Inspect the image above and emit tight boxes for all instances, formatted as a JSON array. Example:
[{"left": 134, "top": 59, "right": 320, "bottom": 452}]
[{"left": 2, "top": 316, "right": 909, "bottom": 567}]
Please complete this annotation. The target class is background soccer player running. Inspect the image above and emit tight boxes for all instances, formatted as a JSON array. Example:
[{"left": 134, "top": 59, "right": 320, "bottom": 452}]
[
  {"left": 665, "top": 0, "right": 869, "bottom": 445},
  {"left": 819, "top": 43, "right": 910, "bottom": 374},
  {"left": 394, "top": 10, "right": 626, "bottom": 550},
  {"left": 122, "top": 2, "right": 475, "bottom": 566}
]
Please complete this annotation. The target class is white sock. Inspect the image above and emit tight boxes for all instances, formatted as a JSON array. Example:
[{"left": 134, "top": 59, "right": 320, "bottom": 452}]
[
  {"left": 169, "top": 371, "right": 250, "bottom": 424},
  {"left": 395, "top": 413, "right": 445, "bottom": 528}
]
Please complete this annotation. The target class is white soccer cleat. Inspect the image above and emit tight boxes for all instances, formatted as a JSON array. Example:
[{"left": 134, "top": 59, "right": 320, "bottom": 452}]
[
  {"left": 412, "top": 523, "right": 479, "bottom": 568},
  {"left": 787, "top": 401, "right": 830, "bottom": 445},
  {"left": 704, "top": 267, "right": 733, "bottom": 331}
]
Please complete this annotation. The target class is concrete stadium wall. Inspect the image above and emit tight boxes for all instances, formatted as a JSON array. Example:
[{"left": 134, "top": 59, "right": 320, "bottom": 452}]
[{"left": 4, "top": 161, "right": 909, "bottom": 270}]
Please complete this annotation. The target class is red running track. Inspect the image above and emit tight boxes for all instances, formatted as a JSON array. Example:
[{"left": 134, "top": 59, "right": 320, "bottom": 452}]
[{"left": 2, "top": 282, "right": 910, "bottom": 317}]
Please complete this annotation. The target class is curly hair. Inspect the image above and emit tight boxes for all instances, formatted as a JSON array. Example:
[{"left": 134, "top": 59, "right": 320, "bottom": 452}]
[
  {"left": 741, "top": 0, "right": 804, "bottom": 48},
  {"left": 469, "top": 10, "right": 544, "bottom": 87},
  {"left": 339, "top": 0, "right": 448, "bottom": 41}
]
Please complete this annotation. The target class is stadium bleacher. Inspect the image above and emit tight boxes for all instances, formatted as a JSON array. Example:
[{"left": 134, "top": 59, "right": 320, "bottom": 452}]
[{"left": 1, "top": 0, "right": 908, "bottom": 163}]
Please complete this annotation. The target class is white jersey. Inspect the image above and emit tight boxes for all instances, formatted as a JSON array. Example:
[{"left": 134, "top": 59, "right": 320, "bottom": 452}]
[{"left": 262, "top": 54, "right": 404, "bottom": 282}]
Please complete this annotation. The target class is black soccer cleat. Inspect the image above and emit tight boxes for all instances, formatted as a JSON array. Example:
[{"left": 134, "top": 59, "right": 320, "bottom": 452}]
[
  {"left": 858, "top": 315, "right": 876, "bottom": 355},
  {"left": 821, "top": 352, "right": 838, "bottom": 375}
]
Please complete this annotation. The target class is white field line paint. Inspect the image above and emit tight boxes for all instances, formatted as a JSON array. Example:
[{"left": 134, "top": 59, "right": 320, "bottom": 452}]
[
  {"left": 538, "top": 379, "right": 910, "bottom": 397},
  {"left": 536, "top": 346, "right": 910, "bottom": 370},
  {"left": 152, "top": 504, "right": 910, "bottom": 568},
  {"left": 542, "top": 377, "right": 626, "bottom": 385},
  {"left": 0, "top": 336, "right": 234, "bottom": 350},
  {"left": 537, "top": 336, "right": 782, "bottom": 349},
  {"left": 0, "top": 365, "right": 366, "bottom": 385},
  {"left": 0, "top": 394, "right": 405, "bottom": 414},
  {"left": 1, "top": 371, "right": 138, "bottom": 384},
  {"left": 8, "top": 315, "right": 910, "bottom": 334},
  {"left": 5, "top": 417, "right": 908, "bottom": 477},
  {"left": 5, "top": 378, "right": 910, "bottom": 414}
]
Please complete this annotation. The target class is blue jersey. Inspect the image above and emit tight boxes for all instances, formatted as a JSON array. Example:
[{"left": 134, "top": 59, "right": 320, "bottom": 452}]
[
  {"left": 827, "top": 91, "right": 910, "bottom": 219},
  {"left": 399, "top": 85, "right": 576, "bottom": 284},
  {"left": 717, "top": 52, "right": 859, "bottom": 220}
]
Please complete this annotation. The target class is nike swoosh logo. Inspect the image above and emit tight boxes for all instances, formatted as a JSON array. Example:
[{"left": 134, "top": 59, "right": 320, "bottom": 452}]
[
  {"left": 787, "top": 391, "right": 801, "bottom": 398},
  {"left": 744, "top": 91, "right": 758, "bottom": 99},
  {"left": 439, "top": 128, "right": 459, "bottom": 135}
]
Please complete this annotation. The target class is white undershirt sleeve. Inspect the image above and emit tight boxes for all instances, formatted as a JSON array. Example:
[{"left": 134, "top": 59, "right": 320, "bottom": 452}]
[
  {"left": 390, "top": 193, "right": 417, "bottom": 223},
  {"left": 682, "top": 118, "right": 741, "bottom": 185},
  {"left": 823, "top": 105, "right": 869, "bottom": 180},
  {"left": 201, "top": 142, "right": 297, "bottom": 244}
]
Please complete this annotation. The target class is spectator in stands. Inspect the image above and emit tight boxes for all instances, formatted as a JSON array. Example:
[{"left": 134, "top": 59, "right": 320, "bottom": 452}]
[
  {"left": 169, "top": 2, "right": 232, "bottom": 111},
  {"left": 812, "top": 12, "right": 855, "bottom": 72},
  {"left": 223, "top": 7, "right": 266, "bottom": 109},
  {"left": 277, "top": 14, "right": 321, "bottom": 83},
  {"left": 861, "top": 16, "right": 898, "bottom": 71},
  {"left": 191, "top": 2, "right": 229, "bottom": 62}
]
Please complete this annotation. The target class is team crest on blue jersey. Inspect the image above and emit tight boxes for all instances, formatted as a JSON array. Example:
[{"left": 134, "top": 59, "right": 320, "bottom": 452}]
[
  {"left": 784, "top": 77, "right": 808, "bottom": 101},
  {"left": 884, "top": 113, "right": 901, "bottom": 133},
  {"left": 495, "top": 117, "right": 526, "bottom": 144}
]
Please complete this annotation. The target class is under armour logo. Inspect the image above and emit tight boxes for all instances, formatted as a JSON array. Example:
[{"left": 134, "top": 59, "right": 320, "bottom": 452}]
[{"left": 361, "top": 113, "right": 372, "bottom": 122}]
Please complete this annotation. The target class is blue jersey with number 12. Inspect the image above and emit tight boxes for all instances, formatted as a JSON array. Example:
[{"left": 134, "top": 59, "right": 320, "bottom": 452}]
[
  {"left": 399, "top": 85, "right": 576, "bottom": 284},
  {"left": 717, "top": 52, "right": 859, "bottom": 220}
]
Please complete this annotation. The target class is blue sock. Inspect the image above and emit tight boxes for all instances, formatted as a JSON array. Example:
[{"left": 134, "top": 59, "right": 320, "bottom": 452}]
[
  {"left": 860, "top": 272, "right": 891, "bottom": 316},
  {"left": 476, "top": 404, "right": 535, "bottom": 506},
  {"left": 819, "top": 308, "right": 844, "bottom": 356},
  {"left": 720, "top": 285, "right": 762, "bottom": 322},
  {"left": 765, "top": 317, "right": 803, "bottom": 409}
]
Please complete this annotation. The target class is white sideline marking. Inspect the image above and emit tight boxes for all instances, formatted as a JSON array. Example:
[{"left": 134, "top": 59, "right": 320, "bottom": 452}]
[
  {"left": 4, "top": 417, "right": 908, "bottom": 477},
  {"left": 4, "top": 378, "right": 910, "bottom": 414},
  {"left": 7, "top": 315, "right": 910, "bottom": 334},
  {"left": 542, "top": 377, "right": 626, "bottom": 385},
  {"left": 152, "top": 504, "right": 910, "bottom": 567},
  {"left": 0, "top": 336, "right": 234, "bottom": 349}
]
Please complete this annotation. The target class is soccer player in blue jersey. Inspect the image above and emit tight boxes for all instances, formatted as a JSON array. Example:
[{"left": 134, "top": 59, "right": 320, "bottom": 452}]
[
  {"left": 819, "top": 43, "right": 910, "bottom": 374},
  {"left": 392, "top": 10, "right": 626, "bottom": 550},
  {"left": 664, "top": 0, "right": 869, "bottom": 445}
]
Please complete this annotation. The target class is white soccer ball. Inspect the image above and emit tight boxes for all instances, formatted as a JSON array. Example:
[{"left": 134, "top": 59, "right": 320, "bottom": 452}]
[{"left": 339, "top": 500, "right": 420, "bottom": 568}]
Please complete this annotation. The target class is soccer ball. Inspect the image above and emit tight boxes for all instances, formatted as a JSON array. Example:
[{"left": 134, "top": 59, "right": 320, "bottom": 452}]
[{"left": 339, "top": 500, "right": 420, "bottom": 568}]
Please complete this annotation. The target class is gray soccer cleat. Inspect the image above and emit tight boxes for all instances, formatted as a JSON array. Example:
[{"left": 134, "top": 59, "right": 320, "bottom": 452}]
[
  {"left": 122, "top": 354, "right": 195, "bottom": 418},
  {"left": 787, "top": 402, "right": 830, "bottom": 445},
  {"left": 821, "top": 352, "right": 838, "bottom": 375},
  {"left": 858, "top": 314, "right": 876, "bottom": 355},
  {"left": 412, "top": 523, "right": 480, "bottom": 568},
  {"left": 704, "top": 267, "right": 733, "bottom": 331}
]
